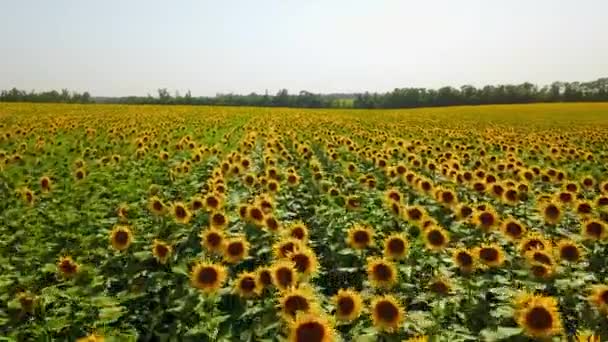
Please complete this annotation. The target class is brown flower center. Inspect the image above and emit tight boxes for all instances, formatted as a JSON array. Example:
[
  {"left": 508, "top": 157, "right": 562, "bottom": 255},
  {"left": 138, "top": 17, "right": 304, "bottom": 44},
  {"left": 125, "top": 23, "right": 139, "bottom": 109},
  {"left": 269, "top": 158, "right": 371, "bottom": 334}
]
[{"left": 295, "top": 321, "right": 325, "bottom": 342}]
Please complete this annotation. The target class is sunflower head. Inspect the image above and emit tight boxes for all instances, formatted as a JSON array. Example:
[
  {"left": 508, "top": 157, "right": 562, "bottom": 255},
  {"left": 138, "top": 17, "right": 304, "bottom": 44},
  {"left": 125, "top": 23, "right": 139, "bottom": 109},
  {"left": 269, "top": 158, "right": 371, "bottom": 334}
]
[
  {"left": 290, "top": 247, "right": 319, "bottom": 276},
  {"left": 346, "top": 224, "right": 374, "bottom": 249},
  {"left": 525, "top": 249, "right": 554, "bottom": 266},
  {"left": 288, "top": 312, "right": 335, "bottom": 342},
  {"left": 332, "top": 289, "right": 363, "bottom": 322},
  {"left": 17, "top": 291, "right": 36, "bottom": 314},
  {"left": 476, "top": 244, "right": 505, "bottom": 268},
  {"left": 455, "top": 203, "right": 474, "bottom": 221},
  {"left": 152, "top": 239, "right": 172, "bottom": 264},
  {"left": 370, "top": 295, "right": 405, "bottom": 333},
  {"left": 200, "top": 228, "right": 225, "bottom": 254},
  {"left": 222, "top": 236, "right": 249, "bottom": 264},
  {"left": 190, "top": 261, "right": 227, "bottom": 293},
  {"left": 190, "top": 196, "right": 204, "bottom": 211},
  {"left": 575, "top": 200, "right": 594, "bottom": 217},
  {"left": 264, "top": 215, "right": 281, "bottom": 232},
  {"left": 255, "top": 266, "right": 274, "bottom": 291},
  {"left": 204, "top": 193, "right": 222, "bottom": 211},
  {"left": 57, "top": 256, "right": 79, "bottom": 278},
  {"left": 271, "top": 260, "right": 298, "bottom": 291},
  {"left": 148, "top": 196, "right": 166, "bottom": 215},
  {"left": 423, "top": 226, "right": 449, "bottom": 251},
  {"left": 453, "top": 247, "right": 476, "bottom": 273},
  {"left": 519, "top": 233, "right": 549, "bottom": 254},
  {"left": 172, "top": 202, "right": 192, "bottom": 224},
  {"left": 235, "top": 271, "right": 258, "bottom": 298},
  {"left": 589, "top": 284, "right": 608, "bottom": 314},
  {"left": 345, "top": 195, "right": 361, "bottom": 210},
  {"left": 110, "top": 225, "right": 134, "bottom": 251},
  {"left": 210, "top": 211, "right": 228, "bottom": 229},
  {"left": 287, "top": 221, "right": 309, "bottom": 242},
  {"left": 383, "top": 233, "right": 409, "bottom": 260},
  {"left": 40, "top": 176, "right": 52, "bottom": 192},
  {"left": 557, "top": 239, "right": 582, "bottom": 262},
  {"left": 366, "top": 257, "right": 398, "bottom": 289},
  {"left": 473, "top": 208, "right": 498, "bottom": 232},
  {"left": 501, "top": 218, "right": 526, "bottom": 241},
  {"left": 279, "top": 284, "right": 318, "bottom": 320},
  {"left": 540, "top": 201, "right": 562, "bottom": 225},
  {"left": 274, "top": 238, "right": 303, "bottom": 259},
  {"left": 581, "top": 219, "right": 607, "bottom": 240},
  {"left": 529, "top": 262, "right": 555, "bottom": 279},
  {"left": 515, "top": 295, "right": 562, "bottom": 338},
  {"left": 246, "top": 205, "right": 266, "bottom": 225},
  {"left": 21, "top": 188, "right": 35, "bottom": 205}
]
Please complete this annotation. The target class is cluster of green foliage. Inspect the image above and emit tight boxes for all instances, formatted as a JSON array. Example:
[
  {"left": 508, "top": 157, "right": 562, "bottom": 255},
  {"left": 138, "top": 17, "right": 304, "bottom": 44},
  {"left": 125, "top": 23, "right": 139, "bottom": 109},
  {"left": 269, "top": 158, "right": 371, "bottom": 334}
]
[{"left": 0, "top": 88, "right": 92, "bottom": 104}]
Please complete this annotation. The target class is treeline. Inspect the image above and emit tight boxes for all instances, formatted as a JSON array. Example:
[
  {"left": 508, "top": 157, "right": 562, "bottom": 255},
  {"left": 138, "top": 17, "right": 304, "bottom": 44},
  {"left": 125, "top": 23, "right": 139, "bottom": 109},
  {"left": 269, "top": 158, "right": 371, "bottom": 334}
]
[
  {"left": 354, "top": 78, "right": 608, "bottom": 108},
  {"left": 0, "top": 88, "right": 92, "bottom": 104},
  {"left": 96, "top": 89, "right": 353, "bottom": 108},
  {"left": 2, "top": 78, "right": 607, "bottom": 108}
]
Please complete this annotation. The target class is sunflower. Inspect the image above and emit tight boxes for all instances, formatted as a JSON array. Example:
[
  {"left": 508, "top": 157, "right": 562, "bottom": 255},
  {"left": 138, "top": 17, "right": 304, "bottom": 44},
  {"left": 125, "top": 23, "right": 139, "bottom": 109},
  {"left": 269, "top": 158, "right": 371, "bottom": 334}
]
[
  {"left": 565, "top": 182, "right": 579, "bottom": 193},
  {"left": 346, "top": 224, "right": 374, "bottom": 249},
  {"left": 525, "top": 249, "right": 554, "bottom": 266},
  {"left": 255, "top": 266, "right": 274, "bottom": 291},
  {"left": 575, "top": 200, "right": 594, "bottom": 217},
  {"left": 428, "top": 277, "right": 451, "bottom": 295},
  {"left": 575, "top": 331, "right": 601, "bottom": 342},
  {"left": 502, "top": 188, "right": 519, "bottom": 205},
  {"left": 203, "top": 193, "right": 222, "bottom": 211},
  {"left": 557, "top": 239, "right": 582, "bottom": 262},
  {"left": 287, "top": 221, "right": 309, "bottom": 242},
  {"left": 404, "top": 205, "right": 426, "bottom": 223},
  {"left": 366, "top": 257, "right": 398, "bottom": 288},
  {"left": 581, "top": 219, "right": 607, "bottom": 240},
  {"left": 455, "top": 203, "right": 474, "bottom": 221},
  {"left": 271, "top": 260, "right": 298, "bottom": 291},
  {"left": 529, "top": 262, "right": 555, "bottom": 279},
  {"left": 423, "top": 226, "right": 449, "bottom": 251},
  {"left": 21, "top": 188, "right": 35, "bottom": 205},
  {"left": 246, "top": 205, "right": 266, "bottom": 226},
  {"left": 75, "top": 333, "right": 105, "bottom": 342},
  {"left": 555, "top": 191, "right": 575, "bottom": 206},
  {"left": 287, "top": 312, "right": 335, "bottom": 342},
  {"left": 540, "top": 201, "right": 562, "bottom": 224},
  {"left": 384, "top": 188, "right": 403, "bottom": 203},
  {"left": 148, "top": 196, "right": 166, "bottom": 215},
  {"left": 40, "top": 176, "right": 52, "bottom": 192},
  {"left": 515, "top": 295, "right": 562, "bottom": 338},
  {"left": 57, "top": 256, "right": 79, "bottom": 278},
  {"left": 200, "top": 228, "right": 225, "bottom": 254},
  {"left": 476, "top": 244, "right": 505, "bottom": 268},
  {"left": 290, "top": 247, "right": 319, "bottom": 276},
  {"left": 110, "top": 225, "right": 133, "bottom": 251},
  {"left": 519, "top": 233, "right": 550, "bottom": 253},
  {"left": 286, "top": 173, "right": 300, "bottom": 186},
  {"left": 223, "top": 236, "right": 249, "bottom": 264},
  {"left": 210, "top": 211, "right": 228, "bottom": 229},
  {"left": 235, "top": 272, "right": 258, "bottom": 298},
  {"left": 279, "top": 284, "right": 318, "bottom": 320},
  {"left": 437, "top": 188, "right": 457, "bottom": 207},
  {"left": 588, "top": 284, "right": 608, "bottom": 314},
  {"left": 74, "top": 168, "right": 86, "bottom": 181},
  {"left": 473, "top": 207, "right": 498, "bottom": 232},
  {"left": 264, "top": 215, "right": 281, "bottom": 232},
  {"left": 501, "top": 218, "right": 527, "bottom": 241},
  {"left": 274, "top": 238, "right": 303, "bottom": 259},
  {"left": 190, "top": 261, "right": 227, "bottom": 293},
  {"left": 172, "top": 202, "right": 192, "bottom": 224},
  {"left": 190, "top": 196, "right": 204, "bottom": 211},
  {"left": 383, "top": 233, "right": 409, "bottom": 260},
  {"left": 152, "top": 239, "right": 172, "bottom": 264},
  {"left": 345, "top": 195, "right": 361, "bottom": 210},
  {"left": 332, "top": 289, "right": 363, "bottom": 322},
  {"left": 370, "top": 295, "right": 405, "bottom": 333},
  {"left": 17, "top": 291, "right": 36, "bottom": 314},
  {"left": 452, "top": 248, "right": 476, "bottom": 273}
]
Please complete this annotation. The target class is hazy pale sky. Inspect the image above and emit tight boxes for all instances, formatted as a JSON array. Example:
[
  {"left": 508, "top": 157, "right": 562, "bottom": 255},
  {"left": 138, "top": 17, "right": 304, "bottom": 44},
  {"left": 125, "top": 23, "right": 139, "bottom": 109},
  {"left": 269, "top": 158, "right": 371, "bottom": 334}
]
[{"left": 1, "top": 0, "right": 607, "bottom": 96}]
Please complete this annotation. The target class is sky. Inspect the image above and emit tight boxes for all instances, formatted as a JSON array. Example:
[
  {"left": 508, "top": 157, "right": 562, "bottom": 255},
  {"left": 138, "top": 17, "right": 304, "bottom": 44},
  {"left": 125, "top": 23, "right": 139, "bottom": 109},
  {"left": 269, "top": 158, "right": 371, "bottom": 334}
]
[{"left": 0, "top": 0, "right": 607, "bottom": 97}]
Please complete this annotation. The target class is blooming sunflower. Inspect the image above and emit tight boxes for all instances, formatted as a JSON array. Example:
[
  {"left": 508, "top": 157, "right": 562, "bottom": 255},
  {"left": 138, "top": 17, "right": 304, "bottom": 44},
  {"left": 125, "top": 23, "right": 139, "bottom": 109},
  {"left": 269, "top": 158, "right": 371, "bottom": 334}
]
[
  {"left": 455, "top": 203, "right": 474, "bottom": 221},
  {"left": 264, "top": 215, "right": 281, "bottom": 232},
  {"left": 404, "top": 205, "right": 426, "bottom": 224},
  {"left": 200, "top": 227, "right": 225, "bottom": 254},
  {"left": 332, "top": 289, "right": 363, "bottom": 322},
  {"left": 40, "top": 176, "right": 52, "bottom": 192},
  {"left": 234, "top": 271, "right": 258, "bottom": 298},
  {"left": 428, "top": 277, "right": 452, "bottom": 295},
  {"left": 557, "top": 239, "right": 582, "bottom": 263},
  {"left": 366, "top": 257, "right": 398, "bottom": 288},
  {"left": 271, "top": 260, "right": 298, "bottom": 291},
  {"left": 152, "top": 239, "right": 172, "bottom": 264},
  {"left": 255, "top": 266, "right": 274, "bottom": 291},
  {"left": 476, "top": 244, "right": 505, "bottom": 268},
  {"left": 287, "top": 312, "right": 335, "bottom": 342},
  {"left": 370, "top": 295, "right": 405, "bottom": 333},
  {"left": 588, "top": 284, "right": 608, "bottom": 314},
  {"left": 222, "top": 236, "right": 249, "bottom": 264},
  {"left": 171, "top": 202, "right": 192, "bottom": 224},
  {"left": 473, "top": 207, "right": 499, "bottom": 232},
  {"left": 383, "top": 233, "right": 409, "bottom": 260},
  {"left": 57, "top": 256, "right": 79, "bottom": 278},
  {"left": 581, "top": 219, "right": 607, "bottom": 240},
  {"left": 540, "top": 201, "right": 562, "bottom": 225},
  {"left": 110, "top": 225, "right": 134, "bottom": 251},
  {"left": 287, "top": 221, "right": 309, "bottom": 242},
  {"left": 190, "top": 261, "right": 227, "bottom": 293},
  {"left": 148, "top": 196, "right": 166, "bottom": 215},
  {"left": 346, "top": 224, "right": 374, "bottom": 250},
  {"left": 278, "top": 284, "right": 318, "bottom": 320},
  {"left": 501, "top": 218, "right": 527, "bottom": 241},
  {"left": 519, "top": 233, "right": 550, "bottom": 253},
  {"left": 423, "top": 226, "right": 449, "bottom": 251},
  {"left": 515, "top": 295, "right": 562, "bottom": 338},
  {"left": 452, "top": 247, "right": 476, "bottom": 273},
  {"left": 246, "top": 205, "right": 266, "bottom": 226},
  {"left": 274, "top": 238, "right": 303, "bottom": 259},
  {"left": 289, "top": 247, "right": 319, "bottom": 277},
  {"left": 210, "top": 211, "right": 228, "bottom": 229}
]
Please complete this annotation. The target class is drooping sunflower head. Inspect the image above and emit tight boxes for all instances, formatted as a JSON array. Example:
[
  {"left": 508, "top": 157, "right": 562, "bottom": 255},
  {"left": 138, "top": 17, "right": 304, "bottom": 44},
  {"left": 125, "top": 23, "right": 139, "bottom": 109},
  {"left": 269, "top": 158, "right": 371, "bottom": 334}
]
[
  {"left": 476, "top": 244, "right": 505, "bottom": 268},
  {"left": 423, "top": 226, "right": 449, "bottom": 251},
  {"left": 57, "top": 256, "right": 79, "bottom": 278},
  {"left": 279, "top": 284, "right": 318, "bottom": 320},
  {"left": 581, "top": 219, "right": 607, "bottom": 240},
  {"left": 452, "top": 247, "right": 476, "bottom": 273},
  {"left": 383, "top": 233, "right": 409, "bottom": 260},
  {"left": 366, "top": 257, "right": 398, "bottom": 289},
  {"left": 515, "top": 295, "right": 562, "bottom": 338},
  {"left": 172, "top": 202, "right": 192, "bottom": 224},
  {"left": 222, "top": 236, "right": 249, "bottom": 264},
  {"left": 190, "top": 261, "right": 227, "bottom": 293},
  {"left": 234, "top": 271, "right": 258, "bottom": 298},
  {"left": 152, "top": 239, "right": 172, "bottom": 264},
  {"left": 288, "top": 312, "right": 335, "bottom": 342},
  {"left": 589, "top": 284, "right": 608, "bottom": 314},
  {"left": 346, "top": 224, "right": 374, "bottom": 249},
  {"left": 110, "top": 225, "right": 134, "bottom": 252},
  {"left": 370, "top": 295, "right": 405, "bottom": 333},
  {"left": 332, "top": 288, "right": 363, "bottom": 322},
  {"left": 271, "top": 260, "right": 298, "bottom": 291},
  {"left": 289, "top": 247, "right": 319, "bottom": 276},
  {"left": 557, "top": 239, "right": 583, "bottom": 263},
  {"left": 501, "top": 218, "right": 527, "bottom": 241}
]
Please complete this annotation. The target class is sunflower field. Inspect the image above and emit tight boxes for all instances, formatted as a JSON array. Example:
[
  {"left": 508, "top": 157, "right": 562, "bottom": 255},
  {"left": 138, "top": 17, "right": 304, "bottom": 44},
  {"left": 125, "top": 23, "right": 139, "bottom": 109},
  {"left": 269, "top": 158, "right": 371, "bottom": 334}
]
[{"left": 1, "top": 102, "right": 608, "bottom": 342}]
